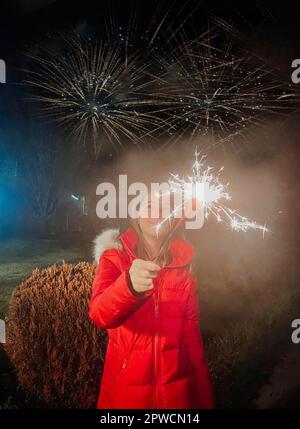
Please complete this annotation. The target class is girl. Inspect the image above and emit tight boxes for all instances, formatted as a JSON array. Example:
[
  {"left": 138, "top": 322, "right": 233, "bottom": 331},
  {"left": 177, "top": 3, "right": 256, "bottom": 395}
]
[{"left": 89, "top": 192, "right": 215, "bottom": 409}]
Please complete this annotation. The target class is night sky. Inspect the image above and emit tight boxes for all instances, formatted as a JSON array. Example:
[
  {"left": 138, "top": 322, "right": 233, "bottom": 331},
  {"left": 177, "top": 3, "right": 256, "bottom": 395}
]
[
  {"left": 1, "top": 0, "right": 300, "bottom": 61},
  {"left": 1, "top": 1, "right": 300, "bottom": 130}
]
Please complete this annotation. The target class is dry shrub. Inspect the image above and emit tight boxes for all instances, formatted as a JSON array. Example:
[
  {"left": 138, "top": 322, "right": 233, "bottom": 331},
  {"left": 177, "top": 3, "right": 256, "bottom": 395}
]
[{"left": 5, "top": 262, "right": 107, "bottom": 409}]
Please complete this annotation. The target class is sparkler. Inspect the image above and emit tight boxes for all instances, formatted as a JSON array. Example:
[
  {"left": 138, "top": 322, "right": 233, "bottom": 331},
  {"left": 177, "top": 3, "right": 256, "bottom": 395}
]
[{"left": 155, "top": 149, "right": 269, "bottom": 236}]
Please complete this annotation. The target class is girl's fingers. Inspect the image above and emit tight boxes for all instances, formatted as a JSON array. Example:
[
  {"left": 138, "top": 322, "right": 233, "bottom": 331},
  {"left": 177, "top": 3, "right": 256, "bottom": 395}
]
[
  {"left": 139, "top": 285, "right": 154, "bottom": 292},
  {"left": 137, "top": 269, "right": 158, "bottom": 279},
  {"left": 135, "top": 278, "right": 153, "bottom": 287},
  {"left": 129, "top": 259, "right": 160, "bottom": 293}
]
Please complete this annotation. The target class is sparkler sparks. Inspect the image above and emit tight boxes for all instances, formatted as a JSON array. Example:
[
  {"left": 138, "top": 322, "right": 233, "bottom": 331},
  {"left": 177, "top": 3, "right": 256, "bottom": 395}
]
[{"left": 155, "top": 150, "right": 269, "bottom": 236}]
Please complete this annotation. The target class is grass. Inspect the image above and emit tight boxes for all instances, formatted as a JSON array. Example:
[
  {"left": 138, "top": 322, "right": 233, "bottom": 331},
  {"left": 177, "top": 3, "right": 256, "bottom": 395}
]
[{"left": 0, "top": 238, "right": 91, "bottom": 319}]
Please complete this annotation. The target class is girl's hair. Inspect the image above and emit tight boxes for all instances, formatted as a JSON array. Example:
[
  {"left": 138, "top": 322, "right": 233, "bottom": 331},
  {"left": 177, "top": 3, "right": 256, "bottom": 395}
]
[
  {"left": 119, "top": 217, "right": 186, "bottom": 266},
  {"left": 118, "top": 189, "right": 187, "bottom": 265}
]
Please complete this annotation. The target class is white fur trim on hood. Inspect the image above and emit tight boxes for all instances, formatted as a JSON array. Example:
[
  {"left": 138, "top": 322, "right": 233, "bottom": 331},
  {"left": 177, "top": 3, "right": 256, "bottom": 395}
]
[{"left": 93, "top": 228, "right": 122, "bottom": 264}]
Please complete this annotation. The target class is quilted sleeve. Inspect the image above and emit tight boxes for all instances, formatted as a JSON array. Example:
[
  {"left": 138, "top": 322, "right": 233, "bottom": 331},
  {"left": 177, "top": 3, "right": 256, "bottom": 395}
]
[{"left": 89, "top": 250, "right": 153, "bottom": 329}]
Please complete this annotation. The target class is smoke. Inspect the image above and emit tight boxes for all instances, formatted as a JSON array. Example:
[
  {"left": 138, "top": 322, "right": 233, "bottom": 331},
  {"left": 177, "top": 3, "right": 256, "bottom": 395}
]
[{"left": 92, "top": 120, "right": 300, "bottom": 335}]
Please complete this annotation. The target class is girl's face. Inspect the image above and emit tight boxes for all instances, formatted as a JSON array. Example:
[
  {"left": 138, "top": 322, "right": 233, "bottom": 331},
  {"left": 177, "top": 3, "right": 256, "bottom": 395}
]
[{"left": 138, "top": 192, "right": 173, "bottom": 240}]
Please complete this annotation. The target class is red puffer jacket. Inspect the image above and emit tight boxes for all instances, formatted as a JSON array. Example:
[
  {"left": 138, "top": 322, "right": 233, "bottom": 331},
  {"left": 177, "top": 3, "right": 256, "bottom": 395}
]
[{"left": 89, "top": 227, "right": 215, "bottom": 409}]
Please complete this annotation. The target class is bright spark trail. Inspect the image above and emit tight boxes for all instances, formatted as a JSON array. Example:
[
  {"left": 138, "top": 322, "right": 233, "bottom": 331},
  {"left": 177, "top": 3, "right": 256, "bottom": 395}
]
[{"left": 155, "top": 149, "right": 269, "bottom": 236}]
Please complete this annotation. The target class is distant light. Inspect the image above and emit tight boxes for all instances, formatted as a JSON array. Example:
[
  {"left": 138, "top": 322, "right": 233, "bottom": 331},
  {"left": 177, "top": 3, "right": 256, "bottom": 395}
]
[{"left": 71, "top": 194, "right": 80, "bottom": 201}]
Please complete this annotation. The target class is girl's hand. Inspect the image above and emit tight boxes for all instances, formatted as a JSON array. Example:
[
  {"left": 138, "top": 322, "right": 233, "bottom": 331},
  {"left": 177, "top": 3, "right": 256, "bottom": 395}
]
[{"left": 129, "top": 259, "right": 161, "bottom": 293}]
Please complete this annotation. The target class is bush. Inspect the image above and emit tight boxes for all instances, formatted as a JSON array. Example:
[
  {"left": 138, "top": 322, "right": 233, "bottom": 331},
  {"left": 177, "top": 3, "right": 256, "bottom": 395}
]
[{"left": 5, "top": 262, "right": 107, "bottom": 409}]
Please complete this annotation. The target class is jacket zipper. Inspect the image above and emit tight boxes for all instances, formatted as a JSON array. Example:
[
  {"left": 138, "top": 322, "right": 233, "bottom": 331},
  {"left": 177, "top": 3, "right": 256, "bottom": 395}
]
[{"left": 153, "top": 278, "right": 161, "bottom": 408}]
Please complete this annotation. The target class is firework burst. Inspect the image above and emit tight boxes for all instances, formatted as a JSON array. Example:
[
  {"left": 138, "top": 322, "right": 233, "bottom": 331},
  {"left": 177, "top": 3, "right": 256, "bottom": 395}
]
[
  {"left": 153, "top": 23, "right": 296, "bottom": 147},
  {"left": 22, "top": 19, "right": 298, "bottom": 154},
  {"left": 23, "top": 36, "right": 161, "bottom": 155}
]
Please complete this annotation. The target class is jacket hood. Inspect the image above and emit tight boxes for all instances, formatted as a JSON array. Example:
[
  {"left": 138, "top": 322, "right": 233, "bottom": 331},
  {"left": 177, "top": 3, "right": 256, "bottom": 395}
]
[
  {"left": 93, "top": 227, "right": 195, "bottom": 267},
  {"left": 93, "top": 228, "right": 122, "bottom": 263}
]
